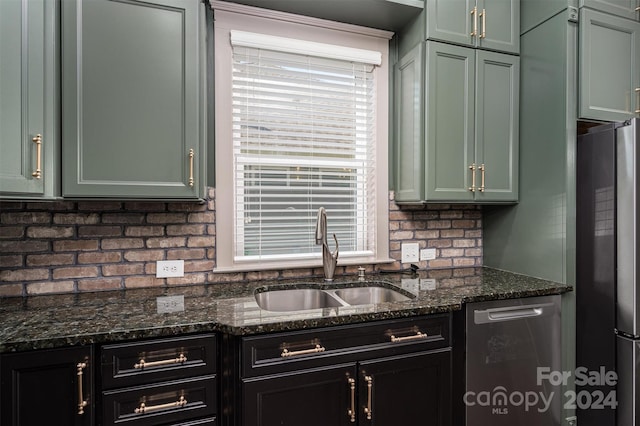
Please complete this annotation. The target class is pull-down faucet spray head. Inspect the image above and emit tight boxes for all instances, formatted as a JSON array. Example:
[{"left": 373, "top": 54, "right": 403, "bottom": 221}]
[
  {"left": 316, "top": 207, "right": 326, "bottom": 245},
  {"left": 315, "top": 207, "right": 339, "bottom": 282}
]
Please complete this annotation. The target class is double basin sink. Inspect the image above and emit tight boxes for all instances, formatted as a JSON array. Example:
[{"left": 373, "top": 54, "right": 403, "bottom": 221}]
[{"left": 255, "top": 281, "right": 414, "bottom": 312}]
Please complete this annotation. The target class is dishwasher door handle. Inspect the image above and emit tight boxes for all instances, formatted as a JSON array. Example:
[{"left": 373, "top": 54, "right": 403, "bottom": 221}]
[{"left": 474, "top": 303, "right": 555, "bottom": 324}]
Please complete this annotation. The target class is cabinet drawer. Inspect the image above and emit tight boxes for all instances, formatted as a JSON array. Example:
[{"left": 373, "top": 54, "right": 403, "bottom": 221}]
[
  {"left": 102, "top": 376, "right": 217, "bottom": 426},
  {"left": 101, "top": 334, "right": 216, "bottom": 389},
  {"left": 242, "top": 315, "right": 450, "bottom": 377}
]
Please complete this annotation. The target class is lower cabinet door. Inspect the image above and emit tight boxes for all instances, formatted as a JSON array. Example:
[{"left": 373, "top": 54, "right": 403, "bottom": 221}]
[
  {"left": 242, "top": 364, "right": 357, "bottom": 426},
  {"left": 358, "top": 349, "right": 452, "bottom": 426},
  {"left": 0, "top": 346, "right": 93, "bottom": 426}
]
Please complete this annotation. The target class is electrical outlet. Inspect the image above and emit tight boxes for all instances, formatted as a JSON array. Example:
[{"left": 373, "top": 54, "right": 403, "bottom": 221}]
[
  {"left": 420, "top": 248, "right": 436, "bottom": 261},
  {"left": 156, "top": 260, "right": 184, "bottom": 278},
  {"left": 401, "top": 243, "right": 419, "bottom": 263}
]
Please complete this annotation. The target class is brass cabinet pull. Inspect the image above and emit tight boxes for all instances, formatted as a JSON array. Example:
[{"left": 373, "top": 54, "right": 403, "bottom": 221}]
[
  {"left": 468, "top": 163, "right": 476, "bottom": 192},
  {"left": 363, "top": 375, "right": 373, "bottom": 420},
  {"left": 134, "top": 353, "right": 187, "bottom": 369},
  {"left": 480, "top": 9, "right": 486, "bottom": 38},
  {"left": 390, "top": 331, "right": 428, "bottom": 343},
  {"left": 470, "top": 7, "right": 478, "bottom": 37},
  {"left": 281, "top": 344, "right": 325, "bottom": 358},
  {"left": 31, "top": 134, "right": 42, "bottom": 179},
  {"left": 635, "top": 88, "right": 640, "bottom": 114},
  {"left": 347, "top": 378, "right": 356, "bottom": 423},
  {"left": 135, "top": 395, "right": 187, "bottom": 414},
  {"left": 479, "top": 164, "right": 486, "bottom": 192},
  {"left": 188, "top": 149, "right": 195, "bottom": 187},
  {"left": 77, "top": 361, "right": 88, "bottom": 415}
]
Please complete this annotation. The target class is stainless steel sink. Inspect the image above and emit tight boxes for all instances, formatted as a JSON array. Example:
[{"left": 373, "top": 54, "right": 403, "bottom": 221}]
[
  {"left": 334, "top": 286, "right": 412, "bottom": 305},
  {"left": 254, "top": 283, "right": 414, "bottom": 311},
  {"left": 254, "top": 288, "right": 345, "bottom": 312}
]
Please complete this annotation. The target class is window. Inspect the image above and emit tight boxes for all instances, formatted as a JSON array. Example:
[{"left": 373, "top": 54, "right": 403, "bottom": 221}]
[{"left": 213, "top": 2, "right": 392, "bottom": 271}]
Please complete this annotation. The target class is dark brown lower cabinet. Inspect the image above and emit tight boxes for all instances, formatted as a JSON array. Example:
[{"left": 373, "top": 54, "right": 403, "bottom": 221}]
[
  {"left": 99, "top": 334, "right": 218, "bottom": 426},
  {"left": 242, "top": 351, "right": 450, "bottom": 426},
  {"left": 0, "top": 345, "right": 93, "bottom": 426},
  {"left": 234, "top": 315, "right": 453, "bottom": 426},
  {"left": 243, "top": 364, "right": 357, "bottom": 426},
  {"left": 359, "top": 350, "right": 451, "bottom": 426}
]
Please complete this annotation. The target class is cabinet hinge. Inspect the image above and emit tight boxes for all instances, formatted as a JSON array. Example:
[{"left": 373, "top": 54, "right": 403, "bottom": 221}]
[{"left": 567, "top": 6, "right": 579, "bottom": 23}]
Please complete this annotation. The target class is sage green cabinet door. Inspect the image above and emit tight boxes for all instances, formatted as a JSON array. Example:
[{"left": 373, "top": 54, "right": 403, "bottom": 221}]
[
  {"left": 581, "top": 0, "right": 640, "bottom": 20},
  {"left": 425, "top": 0, "right": 475, "bottom": 48},
  {"left": 425, "top": 0, "right": 519, "bottom": 54},
  {"left": 62, "top": 0, "right": 203, "bottom": 199},
  {"left": 477, "top": 0, "right": 520, "bottom": 54},
  {"left": 394, "top": 43, "right": 425, "bottom": 203},
  {"left": 0, "top": 0, "right": 57, "bottom": 198},
  {"left": 475, "top": 51, "right": 519, "bottom": 202},
  {"left": 425, "top": 42, "right": 475, "bottom": 201},
  {"left": 579, "top": 8, "right": 640, "bottom": 121}
]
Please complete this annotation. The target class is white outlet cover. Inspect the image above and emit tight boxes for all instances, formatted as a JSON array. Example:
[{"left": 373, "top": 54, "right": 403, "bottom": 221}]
[
  {"left": 420, "top": 248, "right": 436, "bottom": 261},
  {"left": 156, "top": 260, "right": 184, "bottom": 278},
  {"left": 401, "top": 242, "right": 420, "bottom": 263}
]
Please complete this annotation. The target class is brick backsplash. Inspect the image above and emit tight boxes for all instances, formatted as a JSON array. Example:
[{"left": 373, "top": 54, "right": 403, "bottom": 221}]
[
  {"left": 0, "top": 189, "right": 482, "bottom": 296},
  {"left": 388, "top": 192, "right": 482, "bottom": 270}
]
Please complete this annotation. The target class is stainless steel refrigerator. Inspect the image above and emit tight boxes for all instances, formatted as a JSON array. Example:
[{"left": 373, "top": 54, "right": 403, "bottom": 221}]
[{"left": 577, "top": 117, "right": 639, "bottom": 426}]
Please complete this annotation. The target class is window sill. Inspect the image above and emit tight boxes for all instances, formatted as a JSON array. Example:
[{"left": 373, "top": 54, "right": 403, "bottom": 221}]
[{"left": 213, "top": 257, "right": 396, "bottom": 274}]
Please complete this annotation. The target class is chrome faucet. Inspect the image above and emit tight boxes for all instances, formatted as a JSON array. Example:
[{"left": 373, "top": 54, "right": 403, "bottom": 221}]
[{"left": 315, "top": 207, "right": 339, "bottom": 282}]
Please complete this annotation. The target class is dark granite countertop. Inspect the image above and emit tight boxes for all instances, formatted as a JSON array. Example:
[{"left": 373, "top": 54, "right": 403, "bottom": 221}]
[{"left": 0, "top": 267, "right": 572, "bottom": 353}]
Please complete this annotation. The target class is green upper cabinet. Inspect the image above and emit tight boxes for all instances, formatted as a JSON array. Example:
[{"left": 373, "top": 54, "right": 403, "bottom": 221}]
[
  {"left": 424, "top": 42, "right": 476, "bottom": 202},
  {"left": 62, "top": 0, "right": 205, "bottom": 199},
  {"left": 474, "top": 50, "right": 519, "bottom": 202},
  {"left": 394, "top": 43, "right": 425, "bottom": 202},
  {"left": 0, "top": 0, "right": 58, "bottom": 198},
  {"left": 425, "top": 0, "right": 519, "bottom": 54},
  {"left": 581, "top": 0, "right": 640, "bottom": 20},
  {"left": 579, "top": 8, "right": 640, "bottom": 121},
  {"left": 394, "top": 41, "right": 518, "bottom": 203}
]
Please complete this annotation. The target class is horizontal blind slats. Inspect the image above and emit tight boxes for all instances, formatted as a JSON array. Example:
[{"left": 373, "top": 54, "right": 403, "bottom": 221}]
[{"left": 233, "top": 42, "right": 376, "bottom": 260}]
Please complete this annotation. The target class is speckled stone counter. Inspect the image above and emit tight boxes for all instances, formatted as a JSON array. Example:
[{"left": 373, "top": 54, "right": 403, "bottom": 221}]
[{"left": 0, "top": 267, "right": 572, "bottom": 353}]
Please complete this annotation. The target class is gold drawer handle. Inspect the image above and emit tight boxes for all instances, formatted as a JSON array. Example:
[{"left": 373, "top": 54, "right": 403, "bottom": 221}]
[
  {"left": 479, "top": 163, "right": 485, "bottom": 192},
  {"left": 281, "top": 344, "right": 325, "bottom": 358},
  {"left": 134, "top": 353, "right": 187, "bottom": 369},
  {"left": 470, "top": 7, "right": 478, "bottom": 37},
  {"left": 364, "top": 375, "right": 373, "bottom": 420},
  {"left": 480, "top": 8, "right": 486, "bottom": 39},
  {"left": 77, "top": 361, "right": 88, "bottom": 415},
  {"left": 188, "top": 149, "right": 195, "bottom": 187},
  {"left": 135, "top": 395, "right": 187, "bottom": 414},
  {"left": 347, "top": 378, "right": 356, "bottom": 423},
  {"left": 468, "top": 163, "right": 476, "bottom": 192},
  {"left": 32, "top": 134, "right": 42, "bottom": 179},
  {"left": 635, "top": 88, "right": 640, "bottom": 114},
  {"left": 390, "top": 331, "right": 428, "bottom": 343}
]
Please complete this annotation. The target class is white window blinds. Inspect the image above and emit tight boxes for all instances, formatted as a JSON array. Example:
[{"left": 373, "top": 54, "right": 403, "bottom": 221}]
[{"left": 231, "top": 37, "right": 378, "bottom": 263}]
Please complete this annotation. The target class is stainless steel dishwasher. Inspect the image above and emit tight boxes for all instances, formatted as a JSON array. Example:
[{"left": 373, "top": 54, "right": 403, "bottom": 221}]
[{"left": 465, "top": 295, "right": 562, "bottom": 426}]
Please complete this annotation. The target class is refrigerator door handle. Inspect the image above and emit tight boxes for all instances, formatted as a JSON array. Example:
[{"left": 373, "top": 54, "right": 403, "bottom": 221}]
[{"left": 474, "top": 302, "right": 556, "bottom": 324}]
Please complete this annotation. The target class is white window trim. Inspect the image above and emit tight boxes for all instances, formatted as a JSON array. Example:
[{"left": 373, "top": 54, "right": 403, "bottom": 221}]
[
  {"left": 212, "top": 1, "right": 393, "bottom": 273},
  {"left": 230, "top": 30, "right": 383, "bottom": 65}
]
